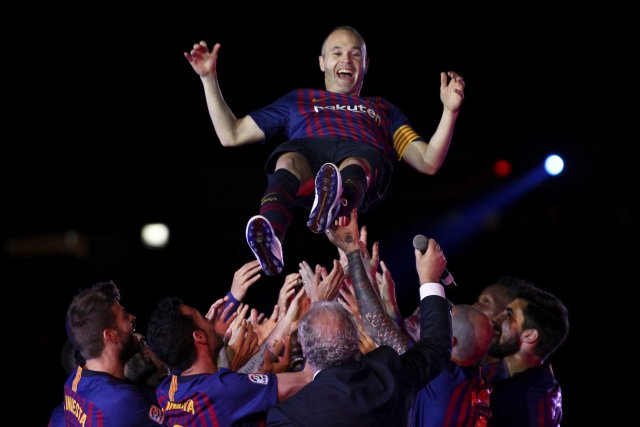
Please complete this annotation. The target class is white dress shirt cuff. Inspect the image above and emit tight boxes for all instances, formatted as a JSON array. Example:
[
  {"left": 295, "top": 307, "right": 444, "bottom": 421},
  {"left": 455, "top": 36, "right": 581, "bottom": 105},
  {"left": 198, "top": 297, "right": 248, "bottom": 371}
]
[{"left": 419, "top": 282, "right": 446, "bottom": 300}]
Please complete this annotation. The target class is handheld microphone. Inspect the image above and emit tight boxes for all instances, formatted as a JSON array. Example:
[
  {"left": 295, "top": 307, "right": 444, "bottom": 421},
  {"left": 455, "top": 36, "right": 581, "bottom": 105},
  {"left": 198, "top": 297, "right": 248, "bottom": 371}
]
[{"left": 412, "top": 234, "right": 457, "bottom": 287}]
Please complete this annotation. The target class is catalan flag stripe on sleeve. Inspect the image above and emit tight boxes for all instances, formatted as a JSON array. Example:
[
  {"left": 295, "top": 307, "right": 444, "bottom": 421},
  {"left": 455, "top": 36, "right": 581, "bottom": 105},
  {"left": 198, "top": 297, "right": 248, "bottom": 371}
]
[
  {"left": 393, "top": 125, "right": 421, "bottom": 160},
  {"left": 169, "top": 375, "right": 178, "bottom": 401}
]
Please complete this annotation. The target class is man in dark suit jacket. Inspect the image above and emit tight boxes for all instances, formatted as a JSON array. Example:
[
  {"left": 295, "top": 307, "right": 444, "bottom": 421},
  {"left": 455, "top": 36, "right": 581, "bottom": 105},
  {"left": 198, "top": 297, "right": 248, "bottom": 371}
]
[{"left": 266, "top": 210, "right": 452, "bottom": 426}]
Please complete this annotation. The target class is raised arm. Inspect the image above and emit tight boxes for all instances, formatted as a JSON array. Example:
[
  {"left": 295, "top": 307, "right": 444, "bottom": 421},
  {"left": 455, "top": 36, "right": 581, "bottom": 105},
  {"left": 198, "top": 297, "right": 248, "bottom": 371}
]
[
  {"left": 326, "top": 210, "right": 410, "bottom": 353},
  {"left": 338, "top": 284, "right": 378, "bottom": 355},
  {"left": 184, "top": 41, "right": 265, "bottom": 147},
  {"left": 298, "top": 260, "right": 345, "bottom": 303},
  {"left": 237, "top": 288, "right": 306, "bottom": 373},
  {"left": 398, "top": 237, "right": 452, "bottom": 390},
  {"left": 376, "top": 260, "right": 405, "bottom": 331},
  {"left": 277, "top": 273, "right": 301, "bottom": 321},
  {"left": 402, "top": 71, "right": 465, "bottom": 174}
]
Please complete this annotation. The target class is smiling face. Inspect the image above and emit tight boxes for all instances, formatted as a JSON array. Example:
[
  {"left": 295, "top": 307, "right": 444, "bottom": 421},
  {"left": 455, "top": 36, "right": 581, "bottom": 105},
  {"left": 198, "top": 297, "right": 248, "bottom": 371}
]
[{"left": 319, "top": 28, "right": 368, "bottom": 96}]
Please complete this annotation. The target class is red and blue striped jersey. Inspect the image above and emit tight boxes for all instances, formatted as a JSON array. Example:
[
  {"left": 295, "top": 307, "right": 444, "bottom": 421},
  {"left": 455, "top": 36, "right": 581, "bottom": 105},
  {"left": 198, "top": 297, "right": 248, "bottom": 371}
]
[
  {"left": 410, "top": 362, "right": 491, "bottom": 427},
  {"left": 155, "top": 369, "right": 277, "bottom": 426},
  {"left": 486, "top": 364, "right": 562, "bottom": 427},
  {"left": 249, "top": 89, "right": 422, "bottom": 164},
  {"left": 60, "top": 366, "right": 163, "bottom": 426}
]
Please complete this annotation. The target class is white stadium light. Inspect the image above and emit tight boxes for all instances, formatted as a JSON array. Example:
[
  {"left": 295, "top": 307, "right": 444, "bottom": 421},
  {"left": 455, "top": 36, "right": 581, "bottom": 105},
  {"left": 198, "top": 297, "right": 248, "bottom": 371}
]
[
  {"left": 544, "top": 154, "right": 564, "bottom": 176},
  {"left": 141, "top": 223, "right": 170, "bottom": 248}
]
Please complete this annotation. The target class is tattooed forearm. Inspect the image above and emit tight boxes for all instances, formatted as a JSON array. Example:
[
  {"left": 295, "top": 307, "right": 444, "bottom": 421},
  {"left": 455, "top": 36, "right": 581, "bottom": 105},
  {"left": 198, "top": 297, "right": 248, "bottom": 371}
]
[
  {"left": 347, "top": 251, "right": 409, "bottom": 354},
  {"left": 237, "top": 340, "right": 268, "bottom": 373},
  {"left": 364, "top": 313, "right": 409, "bottom": 354},
  {"left": 382, "top": 297, "right": 405, "bottom": 331}
]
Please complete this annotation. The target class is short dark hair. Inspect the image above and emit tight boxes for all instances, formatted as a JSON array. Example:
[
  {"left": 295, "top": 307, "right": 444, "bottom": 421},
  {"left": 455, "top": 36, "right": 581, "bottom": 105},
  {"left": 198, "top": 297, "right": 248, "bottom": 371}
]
[
  {"left": 495, "top": 276, "right": 535, "bottom": 300},
  {"left": 146, "top": 297, "right": 198, "bottom": 372},
  {"left": 66, "top": 281, "right": 120, "bottom": 360},
  {"left": 516, "top": 285, "right": 569, "bottom": 360},
  {"left": 321, "top": 25, "right": 367, "bottom": 57}
]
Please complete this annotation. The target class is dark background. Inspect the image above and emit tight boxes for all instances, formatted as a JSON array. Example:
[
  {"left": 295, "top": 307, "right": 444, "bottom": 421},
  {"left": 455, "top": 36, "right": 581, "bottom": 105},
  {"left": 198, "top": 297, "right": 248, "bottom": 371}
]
[{"left": 4, "top": 5, "right": 636, "bottom": 425}]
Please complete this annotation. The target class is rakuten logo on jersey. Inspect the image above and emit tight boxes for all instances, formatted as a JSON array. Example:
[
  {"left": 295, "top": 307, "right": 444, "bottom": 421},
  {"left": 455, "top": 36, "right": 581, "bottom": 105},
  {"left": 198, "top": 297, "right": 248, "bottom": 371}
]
[{"left": 313, "top": 104, "right": 381, "bottom": 125}]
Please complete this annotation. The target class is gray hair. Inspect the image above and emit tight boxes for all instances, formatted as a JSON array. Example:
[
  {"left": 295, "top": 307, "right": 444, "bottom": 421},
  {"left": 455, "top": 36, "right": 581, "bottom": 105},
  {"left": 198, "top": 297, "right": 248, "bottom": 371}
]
[{"left": 298, "top": 301, "right": 360, "bottom": 370}]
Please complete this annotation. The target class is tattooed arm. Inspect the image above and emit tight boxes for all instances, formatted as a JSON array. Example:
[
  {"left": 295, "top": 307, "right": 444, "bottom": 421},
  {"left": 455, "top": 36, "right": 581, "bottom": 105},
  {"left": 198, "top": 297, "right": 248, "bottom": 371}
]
[{"left": 326, "top": 209, "right": 410, "bottom": 353}]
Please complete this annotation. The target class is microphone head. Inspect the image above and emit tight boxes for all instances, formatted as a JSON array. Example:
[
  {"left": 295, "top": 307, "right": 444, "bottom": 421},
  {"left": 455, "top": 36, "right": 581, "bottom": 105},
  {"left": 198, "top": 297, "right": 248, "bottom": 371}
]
[{"left": 412, "top": 234, "right": 429, "bottom": 252}]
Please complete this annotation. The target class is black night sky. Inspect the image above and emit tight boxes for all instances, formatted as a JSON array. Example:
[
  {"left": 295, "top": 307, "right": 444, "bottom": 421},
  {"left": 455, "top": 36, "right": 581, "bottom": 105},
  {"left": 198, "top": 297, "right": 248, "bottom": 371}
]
[{"left": 4, "top": 5, "right": 636, "bottom": 425}]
